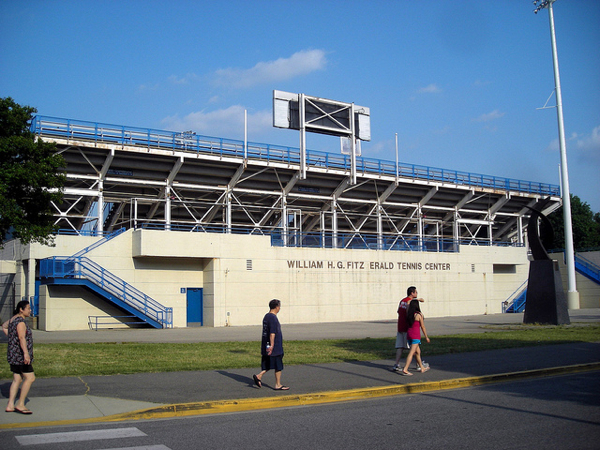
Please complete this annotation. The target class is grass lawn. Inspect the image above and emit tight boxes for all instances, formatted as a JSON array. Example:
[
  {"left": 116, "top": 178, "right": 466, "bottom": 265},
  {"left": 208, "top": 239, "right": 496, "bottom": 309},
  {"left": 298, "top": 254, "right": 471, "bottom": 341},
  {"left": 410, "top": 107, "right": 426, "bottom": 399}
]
[{"left": 1, "top": 325, "right": 598, "bottom": 379}]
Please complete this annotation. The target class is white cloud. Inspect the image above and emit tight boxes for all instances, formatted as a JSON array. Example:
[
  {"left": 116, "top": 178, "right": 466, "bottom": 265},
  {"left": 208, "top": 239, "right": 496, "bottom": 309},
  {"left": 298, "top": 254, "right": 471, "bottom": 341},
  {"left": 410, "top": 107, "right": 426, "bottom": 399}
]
[
  {"left": 213, "top": 49, "right": 327, "bottom": 89},
  {"left": 168, "top": 73, "right": 198, "bottom": 85},
  {"left": 546, "top": 125, "right": 600, "bottom": 156},
  {"left": 364, "top": 139, "right": 391, "bottom": 156},
  {"left": 576, "top": 125, "right": 600, "bottom": 151},
  {"left": 575, "top": 125, "right": 600, "bottom": 163},
  {"left": 417, "top": 84, "right": 442, "bottom": 94},
  {"left": 161, "top": 105, "right": 272, "bottom": 138},
  {"left": 473, "top": 109, "right": 505, "bottom": 122},
  {"left": 138, "top": 83, "right": 160, "bottom": 91}
]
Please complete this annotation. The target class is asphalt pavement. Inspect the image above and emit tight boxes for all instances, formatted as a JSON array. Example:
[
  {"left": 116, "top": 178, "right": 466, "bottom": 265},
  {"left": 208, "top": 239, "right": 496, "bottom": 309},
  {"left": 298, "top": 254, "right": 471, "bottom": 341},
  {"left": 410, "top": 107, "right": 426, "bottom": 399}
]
[{"left": 1, "top": 309, "right": 599, "bottom": 429}]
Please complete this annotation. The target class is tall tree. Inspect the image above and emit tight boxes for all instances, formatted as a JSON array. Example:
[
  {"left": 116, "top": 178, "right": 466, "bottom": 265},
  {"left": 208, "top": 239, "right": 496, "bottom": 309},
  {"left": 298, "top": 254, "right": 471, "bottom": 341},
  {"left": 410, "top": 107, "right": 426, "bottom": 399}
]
[
  {"left": 0, "top": 97, "right": 65, "bottom": 247},
  {"left": 541, "top": 194, "right": 600, "bottom": 251}
]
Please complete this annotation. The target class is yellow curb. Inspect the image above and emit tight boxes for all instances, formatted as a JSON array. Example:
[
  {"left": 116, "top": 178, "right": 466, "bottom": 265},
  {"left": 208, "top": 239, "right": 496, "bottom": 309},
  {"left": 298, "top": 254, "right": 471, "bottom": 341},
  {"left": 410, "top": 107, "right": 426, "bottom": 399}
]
[{"left": 2, "top": 362, "right": 599, "bottom": 430}]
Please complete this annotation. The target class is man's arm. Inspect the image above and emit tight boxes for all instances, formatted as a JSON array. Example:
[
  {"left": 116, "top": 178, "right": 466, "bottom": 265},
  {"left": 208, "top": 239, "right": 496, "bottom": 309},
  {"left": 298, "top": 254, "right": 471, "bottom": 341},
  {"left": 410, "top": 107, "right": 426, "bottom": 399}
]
[{"left": 267, "top": 332, "right": 275, "bottom": 355}]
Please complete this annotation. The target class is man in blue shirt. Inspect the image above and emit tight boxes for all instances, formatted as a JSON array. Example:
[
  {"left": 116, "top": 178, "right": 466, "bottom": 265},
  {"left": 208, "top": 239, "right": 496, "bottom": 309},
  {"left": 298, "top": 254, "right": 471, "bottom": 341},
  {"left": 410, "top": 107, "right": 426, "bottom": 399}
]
[{"left": 253, "top": 299, "right": 289, "bottom": 390}]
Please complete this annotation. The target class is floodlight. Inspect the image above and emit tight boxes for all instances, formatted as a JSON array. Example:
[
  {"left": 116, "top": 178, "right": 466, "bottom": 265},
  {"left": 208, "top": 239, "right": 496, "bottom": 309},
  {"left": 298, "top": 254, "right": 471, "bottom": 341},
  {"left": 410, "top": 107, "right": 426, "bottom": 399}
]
[{"left": 533, "top": 0, "right": 579, "bottom": 309}]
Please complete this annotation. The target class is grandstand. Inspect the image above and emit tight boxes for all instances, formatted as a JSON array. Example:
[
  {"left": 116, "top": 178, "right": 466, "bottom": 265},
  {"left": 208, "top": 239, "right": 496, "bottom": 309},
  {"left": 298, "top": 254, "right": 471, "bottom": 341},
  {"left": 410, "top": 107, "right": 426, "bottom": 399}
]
[{"left": 0, "top": 116, "right": 565, "bottom": 330}]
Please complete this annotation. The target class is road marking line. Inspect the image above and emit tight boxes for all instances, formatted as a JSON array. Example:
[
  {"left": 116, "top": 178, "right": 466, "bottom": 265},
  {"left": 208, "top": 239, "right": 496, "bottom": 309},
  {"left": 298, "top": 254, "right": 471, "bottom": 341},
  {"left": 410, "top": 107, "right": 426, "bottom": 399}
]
[
  {"left": 16, "top": 427, "right": 146, "bottom": 445},
  {"left": 96, "top": 446, "right": 171, "bottom": 450}
]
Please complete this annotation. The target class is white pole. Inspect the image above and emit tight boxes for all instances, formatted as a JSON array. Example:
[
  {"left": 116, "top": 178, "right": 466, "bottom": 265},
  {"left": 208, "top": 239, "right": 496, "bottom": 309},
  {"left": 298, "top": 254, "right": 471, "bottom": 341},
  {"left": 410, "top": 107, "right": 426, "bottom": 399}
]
[
  {"left": 547, "top": 1, "right": 579, "bottom": 308},
  {"left": 97, "top": 181, "right": 104, "bottom": 235},
  {"left": 350, "top": 103, "right": 356, "bottom": 185},
  {"left": 244, "top": 109, "right": 248, "bottom": 165},
  {"left": 165, "top": 184, "right": 171, "bottom": 231},
  {"left": 299, "top": 94, "right": 306, "bottom": 180},
  {"left": 395, "top": 133, "right": 399, "bottom": 184}
]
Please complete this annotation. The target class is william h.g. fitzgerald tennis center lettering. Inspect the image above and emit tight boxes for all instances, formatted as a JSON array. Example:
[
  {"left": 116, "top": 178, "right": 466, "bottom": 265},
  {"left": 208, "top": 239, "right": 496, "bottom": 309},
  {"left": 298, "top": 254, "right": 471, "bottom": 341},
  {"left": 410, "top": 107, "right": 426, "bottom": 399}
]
[{"left": 287, "top": 260, "right": 451, "bottom": 271}]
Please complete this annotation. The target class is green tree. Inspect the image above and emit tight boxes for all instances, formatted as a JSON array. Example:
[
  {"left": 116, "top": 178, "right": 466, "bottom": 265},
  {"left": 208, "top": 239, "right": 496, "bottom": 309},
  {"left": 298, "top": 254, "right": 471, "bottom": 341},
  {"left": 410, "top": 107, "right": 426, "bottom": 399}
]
[
  {"left": 541, "top": 194, "right": 600, "bottom": 251},
  {"left": 0, "top": 97, "right": 65, "bottom": 247}
]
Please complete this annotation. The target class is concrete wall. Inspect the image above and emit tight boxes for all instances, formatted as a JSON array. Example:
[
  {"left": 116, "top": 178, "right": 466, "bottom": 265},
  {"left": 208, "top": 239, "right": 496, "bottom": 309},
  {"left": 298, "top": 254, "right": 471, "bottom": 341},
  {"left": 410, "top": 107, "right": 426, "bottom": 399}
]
[
  {"left": 38, "top": 284, "right": 131, "bottom": 331},
  {"left": 1, "top": 229, "right": 531, "bottom": 331},
  {"left": 133, "top": 229, "right": 528, "bottom": 328}
]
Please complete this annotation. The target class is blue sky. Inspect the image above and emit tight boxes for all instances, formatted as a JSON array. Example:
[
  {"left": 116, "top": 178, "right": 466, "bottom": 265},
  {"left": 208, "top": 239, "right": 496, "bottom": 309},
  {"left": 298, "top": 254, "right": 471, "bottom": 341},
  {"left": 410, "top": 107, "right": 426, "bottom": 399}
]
[{"left": 2, "top": 0, "right": 599, "bottom": 211}]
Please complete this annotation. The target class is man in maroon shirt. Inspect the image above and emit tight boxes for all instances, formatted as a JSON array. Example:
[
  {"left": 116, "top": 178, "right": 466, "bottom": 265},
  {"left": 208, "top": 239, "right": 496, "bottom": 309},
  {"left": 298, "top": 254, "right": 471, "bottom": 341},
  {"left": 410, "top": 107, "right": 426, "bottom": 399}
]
[{"left": 392, "top": 286, "right": 426, "bottom": 372}]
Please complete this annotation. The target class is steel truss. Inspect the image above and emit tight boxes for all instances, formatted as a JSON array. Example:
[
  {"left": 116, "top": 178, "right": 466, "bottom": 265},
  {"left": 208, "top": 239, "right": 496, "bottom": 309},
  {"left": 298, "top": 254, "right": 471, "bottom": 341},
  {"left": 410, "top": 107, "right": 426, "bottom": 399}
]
[{"left": 34, "top": 116, "right": 561, "bottom": 249}]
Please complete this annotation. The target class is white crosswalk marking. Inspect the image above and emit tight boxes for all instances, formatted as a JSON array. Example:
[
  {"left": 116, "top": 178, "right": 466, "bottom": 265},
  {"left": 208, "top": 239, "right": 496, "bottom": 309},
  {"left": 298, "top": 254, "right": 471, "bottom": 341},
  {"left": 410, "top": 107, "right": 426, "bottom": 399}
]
[
  {"left": 96, "top": 446, "right": 171, "bottom": 450},
  {"left": 15, "top": 427, "right": 147, "bottom": 445}
]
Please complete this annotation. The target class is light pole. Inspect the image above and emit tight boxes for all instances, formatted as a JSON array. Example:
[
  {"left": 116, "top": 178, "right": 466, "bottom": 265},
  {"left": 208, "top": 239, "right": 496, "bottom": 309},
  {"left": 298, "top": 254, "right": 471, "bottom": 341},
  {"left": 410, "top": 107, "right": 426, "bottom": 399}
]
[{"left": 533, "top": 0, "right": 579, "bottom": 309}]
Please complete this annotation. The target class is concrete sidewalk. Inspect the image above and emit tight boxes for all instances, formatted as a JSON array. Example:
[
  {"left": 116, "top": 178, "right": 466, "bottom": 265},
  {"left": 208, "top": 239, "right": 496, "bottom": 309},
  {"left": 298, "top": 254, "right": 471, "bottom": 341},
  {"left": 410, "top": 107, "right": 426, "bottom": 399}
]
[{"left": 1, "top": 309, "right": 599, "bottom": 429}]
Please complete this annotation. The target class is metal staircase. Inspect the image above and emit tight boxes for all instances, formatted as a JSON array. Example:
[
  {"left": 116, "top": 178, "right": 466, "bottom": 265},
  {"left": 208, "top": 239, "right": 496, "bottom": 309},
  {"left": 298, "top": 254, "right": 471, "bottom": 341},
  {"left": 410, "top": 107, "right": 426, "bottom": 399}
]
[
  {"left": 39, "top": 229, "right": 172, "bottom": 328},
  {"left": 39, "top": 256, "right": 172, "bottom": 328},
  {"left": 574, "top": 254, "right": 600, "bottom": 284},
  {"left": 503, "top": 280, "right": 527, "bottom": 313},
  {"left": 69, "top": 227, "right": 126, "bottom": 259}
]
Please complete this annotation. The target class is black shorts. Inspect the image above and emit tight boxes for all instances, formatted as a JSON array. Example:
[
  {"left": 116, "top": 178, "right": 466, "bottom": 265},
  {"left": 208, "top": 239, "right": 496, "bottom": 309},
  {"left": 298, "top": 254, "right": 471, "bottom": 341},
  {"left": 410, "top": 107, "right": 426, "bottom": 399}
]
[
  {"left": 261, "top": 355, "right": 284, "bottom": 372},
  {"left": 10, "top": 364, "right": 34, "bottom": 374}
]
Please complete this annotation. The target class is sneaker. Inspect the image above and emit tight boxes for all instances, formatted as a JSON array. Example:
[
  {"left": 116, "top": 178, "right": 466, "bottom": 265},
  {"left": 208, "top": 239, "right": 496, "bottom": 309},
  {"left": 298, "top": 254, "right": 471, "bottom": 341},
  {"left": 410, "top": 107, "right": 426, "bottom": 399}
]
[
  {"left": 415, "top": 362, "right": 430, "bottom": 372},
  {"left": 391, "top": 364, "right": 401, "bottom": 372}
]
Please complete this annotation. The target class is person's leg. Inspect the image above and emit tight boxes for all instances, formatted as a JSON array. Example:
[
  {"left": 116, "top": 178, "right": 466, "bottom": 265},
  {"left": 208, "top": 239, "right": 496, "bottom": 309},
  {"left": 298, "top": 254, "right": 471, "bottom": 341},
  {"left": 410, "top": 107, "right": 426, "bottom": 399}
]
[
  {"left": 414, "top": 345, "right": 423, "bottom": 369},
  {"left": 255, "top": 355, "right": 271, "bottom": 384},
  {"left": 15, "top": 372, "right": 35, "bottom": 411},
  {"left": 402, "top": 345, "right": 418, "bottom": 375},
  {"left": 274, "top": 370, "right": 290, "bottom": 389},
  {"left": 6, "top": 372, "right": 23, "bottom": 412},
  {"left": 414, "top": 346, "right": 429, "bottom": 372},
  {"left": 394, "top": 347, "right": 403, "bottom": 366},
  {"left": 393, "top": 333, "right": 407, "bottom": 369}
]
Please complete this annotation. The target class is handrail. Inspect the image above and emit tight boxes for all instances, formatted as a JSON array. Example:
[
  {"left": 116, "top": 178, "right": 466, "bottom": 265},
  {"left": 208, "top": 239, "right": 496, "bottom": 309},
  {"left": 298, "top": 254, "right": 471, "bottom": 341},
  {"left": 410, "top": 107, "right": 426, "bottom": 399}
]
[
  {"left": 126, "top": 223, "right": 524, "bottom": 251},
  {"left": 30, "top": 115, "right": 560, "bottom": 196},
  {"left": 503, "top": 280, "right": 528, "bottom": 313},
  {"left": 575, "top": 254, "right": 600, "bottom": 283},
  {"left": 69, "top": 227, "right": 126, "bottom": 259},
  {"left": 39, "top": 256, "right": 173, "bottom": 328},
  {"left": 88, "top": 315, "right": 145, "bottom": 330}
]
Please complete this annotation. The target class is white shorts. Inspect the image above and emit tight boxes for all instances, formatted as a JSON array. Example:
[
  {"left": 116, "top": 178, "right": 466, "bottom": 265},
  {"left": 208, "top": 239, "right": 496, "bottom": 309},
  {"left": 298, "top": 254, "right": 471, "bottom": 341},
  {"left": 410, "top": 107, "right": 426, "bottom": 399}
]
[{"left": 395, "top": 332, "right": 410, "bottom": 349}]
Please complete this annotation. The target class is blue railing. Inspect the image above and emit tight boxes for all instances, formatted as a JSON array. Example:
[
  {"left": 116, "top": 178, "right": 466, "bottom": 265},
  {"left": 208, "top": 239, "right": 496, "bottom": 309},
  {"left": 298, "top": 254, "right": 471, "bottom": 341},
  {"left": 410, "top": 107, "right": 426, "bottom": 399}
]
[
  {"left": 30, "top": 115, "right": 560, "bottom": 196},
  {"left": 503, "top": 280, "right": 528, "bottom": 313},
  {"left": 270, "top": 230, "right": 460, "bottom": 252},
  {"left": 131, "top": 223, "right": 523, "bottom": 252},
  {"left": 69, "top": 227, "right": 126, "bottom": 259},
  {"left": 39, "top": 256, "right": 173, "bottom": 328},
  {"left": 575, "top": 254, "right": 600, "bottom": 284}
]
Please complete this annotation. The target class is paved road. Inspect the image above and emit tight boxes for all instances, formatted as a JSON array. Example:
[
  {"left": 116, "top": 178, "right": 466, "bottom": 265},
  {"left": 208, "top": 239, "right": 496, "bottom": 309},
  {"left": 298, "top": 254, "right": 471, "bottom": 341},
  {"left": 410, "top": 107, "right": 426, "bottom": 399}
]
[{"left": 1, "top": 372, "right": 598, "bottom": 449}]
